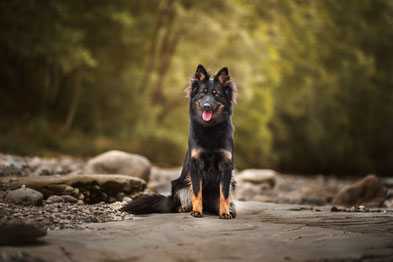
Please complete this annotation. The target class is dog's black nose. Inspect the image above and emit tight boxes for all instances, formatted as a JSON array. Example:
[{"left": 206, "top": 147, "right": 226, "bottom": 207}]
[{"left": 203, "top": 103, "right": 212, "bottom": 111}]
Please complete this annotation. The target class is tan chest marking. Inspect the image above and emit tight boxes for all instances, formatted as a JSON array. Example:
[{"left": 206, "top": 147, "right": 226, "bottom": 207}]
[
  {"left": 191, "top": 148, "right": 203, "bottom": 159},
  {"left": 219, "top": 149, "right": 232, "bottom": 160}
]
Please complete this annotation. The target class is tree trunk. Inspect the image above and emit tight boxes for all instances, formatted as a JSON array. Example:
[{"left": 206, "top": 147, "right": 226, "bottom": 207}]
[
  {"left": 138, "top": 0, "right": 175, "bottom": 94},
  {"left": 63, "top": 75, "right": 82, "bottom": 133},
  {"left": 151, "top": 19, "right": 180, "bottom": 105}
]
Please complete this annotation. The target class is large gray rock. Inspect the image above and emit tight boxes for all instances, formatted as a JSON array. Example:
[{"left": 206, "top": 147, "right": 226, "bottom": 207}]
[
  {"left": 4, "top": 188, "right": 43, "bottom": 206},
  {"left": 0, "top": 217, "right": 46, "bottom": 245},
  {"left": 332, "top": 174, "right": 387, "bottom": 207},
  {"left": 234, "top": 169, "right": 277, "bottom": 201},
  {"left": 148, "top": 166, "right": 182, "bottom": 195},
  {"left": 84, "top": 150, "right": 151, "bottom": 182},
  {"left": 235, "top": 169, "right": 277, "bottom": 187}
]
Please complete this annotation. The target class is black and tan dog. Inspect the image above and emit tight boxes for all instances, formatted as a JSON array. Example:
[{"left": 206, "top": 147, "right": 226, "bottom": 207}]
[{"left": 122, "top": 64, "right": 237, "bottom": 219}]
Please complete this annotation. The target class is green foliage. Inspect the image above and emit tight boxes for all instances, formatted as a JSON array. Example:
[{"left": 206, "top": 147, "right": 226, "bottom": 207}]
[
  {"left": 268, "top": 0, "right": 393, "bottom": 175},
  {"left": 0, "top": 0, "right": 392, "bottom": 175}
]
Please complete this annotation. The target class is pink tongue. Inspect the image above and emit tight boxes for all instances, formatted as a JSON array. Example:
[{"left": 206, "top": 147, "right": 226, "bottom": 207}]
[{"left": 202, "top": 111, "right": 212, "bottom": 121}]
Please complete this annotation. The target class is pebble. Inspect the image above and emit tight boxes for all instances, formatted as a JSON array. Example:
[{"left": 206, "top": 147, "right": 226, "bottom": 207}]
[
  {"left": 61, "top": 195, "right": 78, "bottom": 203},
  {"left": 0, "top": 201, "right": 133, "bottom": 231},
  {"left": 4, "top": 188, "right": 43, "bottom": 206},
  {"left": 122, "top": 196, "right": 132, "bottom": 203},
  {"left": 330, "top": 206, "right": 384, "bottom": 212},
  {"left": 46, "top": 195, "right": 64, "bottom": 204},
  {"left": 108, "top": 196, "right": 116, "bottom": 203},
  {"left": 63, "top": 186, "right": 74, "bottom": 194},
  {"left": 0, "top": 190, "right": 6, "bottom": 201}
]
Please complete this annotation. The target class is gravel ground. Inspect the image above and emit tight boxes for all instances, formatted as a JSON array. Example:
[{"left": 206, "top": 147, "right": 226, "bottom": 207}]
[{"left": 0, "top": 201, "right": 132, "bottom": 231}]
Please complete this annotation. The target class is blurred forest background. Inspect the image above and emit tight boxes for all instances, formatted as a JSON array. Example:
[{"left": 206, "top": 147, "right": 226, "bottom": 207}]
[{"left": 0, "top": 0, "right": 392, "bottom": 176}]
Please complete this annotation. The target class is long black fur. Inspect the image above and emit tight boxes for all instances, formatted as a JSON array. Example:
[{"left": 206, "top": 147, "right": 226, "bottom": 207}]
[{"left": 122, "top": 64, "right": 237, "bottom": 218}]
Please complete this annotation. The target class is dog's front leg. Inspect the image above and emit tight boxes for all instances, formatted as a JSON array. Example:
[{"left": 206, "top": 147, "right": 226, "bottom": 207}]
[
  {"left": 189, "top": 149, "right": 203, "bottom": 217},
  {"left": 219, "top": 150, "right": 234, "bottom": 219}
]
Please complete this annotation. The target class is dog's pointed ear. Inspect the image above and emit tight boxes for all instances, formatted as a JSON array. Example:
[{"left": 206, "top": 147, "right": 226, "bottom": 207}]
[
  {"left": 194, "top": 64, "right": 208, "bottom": 82},
  {"left": 215, "top": 67, "right": 237, "bottom": 104},
  {"left": 215, "top": 67, "right": 229, "bottom": 86},
  {"left": 185, "top": 64, "right": 209, "bottom": 97}
]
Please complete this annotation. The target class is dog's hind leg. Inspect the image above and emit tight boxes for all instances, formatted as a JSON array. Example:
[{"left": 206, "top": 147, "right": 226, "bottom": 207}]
[
  {"left": 174, "top": 184, "right": 193, "bottom": 213},
  {"left": 229, "top": 200, "right": 236, "bottom": 218}
]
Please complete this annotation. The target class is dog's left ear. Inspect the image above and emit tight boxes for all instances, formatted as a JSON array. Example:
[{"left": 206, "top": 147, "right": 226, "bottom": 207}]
[
  {"left": 215, "top": 67, "right": 237, "bottom": 104},
  {"left": 185, "top": 64, "right": 210, "bottom": 98}
]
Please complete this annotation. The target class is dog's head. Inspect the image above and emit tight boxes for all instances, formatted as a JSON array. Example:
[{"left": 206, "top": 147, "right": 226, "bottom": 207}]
[{"left": 185, "top": 64, "right": 237, "bottom": 126}]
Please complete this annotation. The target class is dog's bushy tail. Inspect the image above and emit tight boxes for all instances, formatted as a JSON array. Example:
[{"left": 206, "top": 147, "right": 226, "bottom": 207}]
[{"left": 121, "top": 194, "right": 173, "bottom": 214}]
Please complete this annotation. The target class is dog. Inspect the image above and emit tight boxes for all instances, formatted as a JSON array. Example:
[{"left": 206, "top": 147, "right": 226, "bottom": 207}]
[{"left": 122, "top": 64, "right": 237, "bottom": 219}]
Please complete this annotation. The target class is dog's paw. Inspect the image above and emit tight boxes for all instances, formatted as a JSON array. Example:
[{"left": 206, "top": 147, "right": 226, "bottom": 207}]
[
  {"left": 230, "top": 210, "right": 236, "bottom": 219},
  {"left": 219, "top": 212, "right": 233, "bottom": 219},
  {"left": 190, "top": 210, "right": 203, "bottom": 218},
  {"left": 177, "top": 205, "right": 191, "bottom": 213}
]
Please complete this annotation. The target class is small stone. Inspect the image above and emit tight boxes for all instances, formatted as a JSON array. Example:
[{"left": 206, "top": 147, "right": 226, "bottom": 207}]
[
  {"left": 116, "top": 192, "right": 126, "bottom": 201},
  {"left": 47, "top": 195, "right": 65, "bottom": 204},
  {"left": 0, "top": 190, "right": 6, "bottom": 201},
  {"left": 4, "top": 188, "right": 43, "bottom": 206},
  {"left": 39, "top": 168, "right": 51, "bottom": 176},
  {"left": 108, "top": 196, "right": 116, "bottom": 203},
  {"left": 63, "top": 186, "right": 74, "bottom": 195},
  {"left": 73, "top": 187, "right": 80, "bottom": 196},
  {"left": 77, "top": 200, "right": 84, "bottom": 205},
  {"left": 100, "top": 192, "right": 108, "bottom": 201},
  {"left": 331, "top": 206, "right": 339, "bottom": 212},
  {"left": 122, "top": 196, "right": 132, "bottom": 203},
  {"left": 78, "top": 193, "right": 85, "bottom": 200},
  {"left": 61, "top": 195, "right": 78, "bottom": 203}
]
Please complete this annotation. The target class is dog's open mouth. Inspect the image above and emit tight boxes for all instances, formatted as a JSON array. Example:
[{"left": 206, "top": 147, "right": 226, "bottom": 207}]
[
  {"left": 201, "top": 104, "right": 222, "bottom": 122},
  {"left": 202, "top": 111, "right": 212, "bottom": 121}
]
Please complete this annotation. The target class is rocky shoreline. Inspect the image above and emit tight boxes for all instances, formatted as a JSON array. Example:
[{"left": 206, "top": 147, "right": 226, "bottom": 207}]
[{"left": 1, "top": 151, "right": 392, "bottom": 246}]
